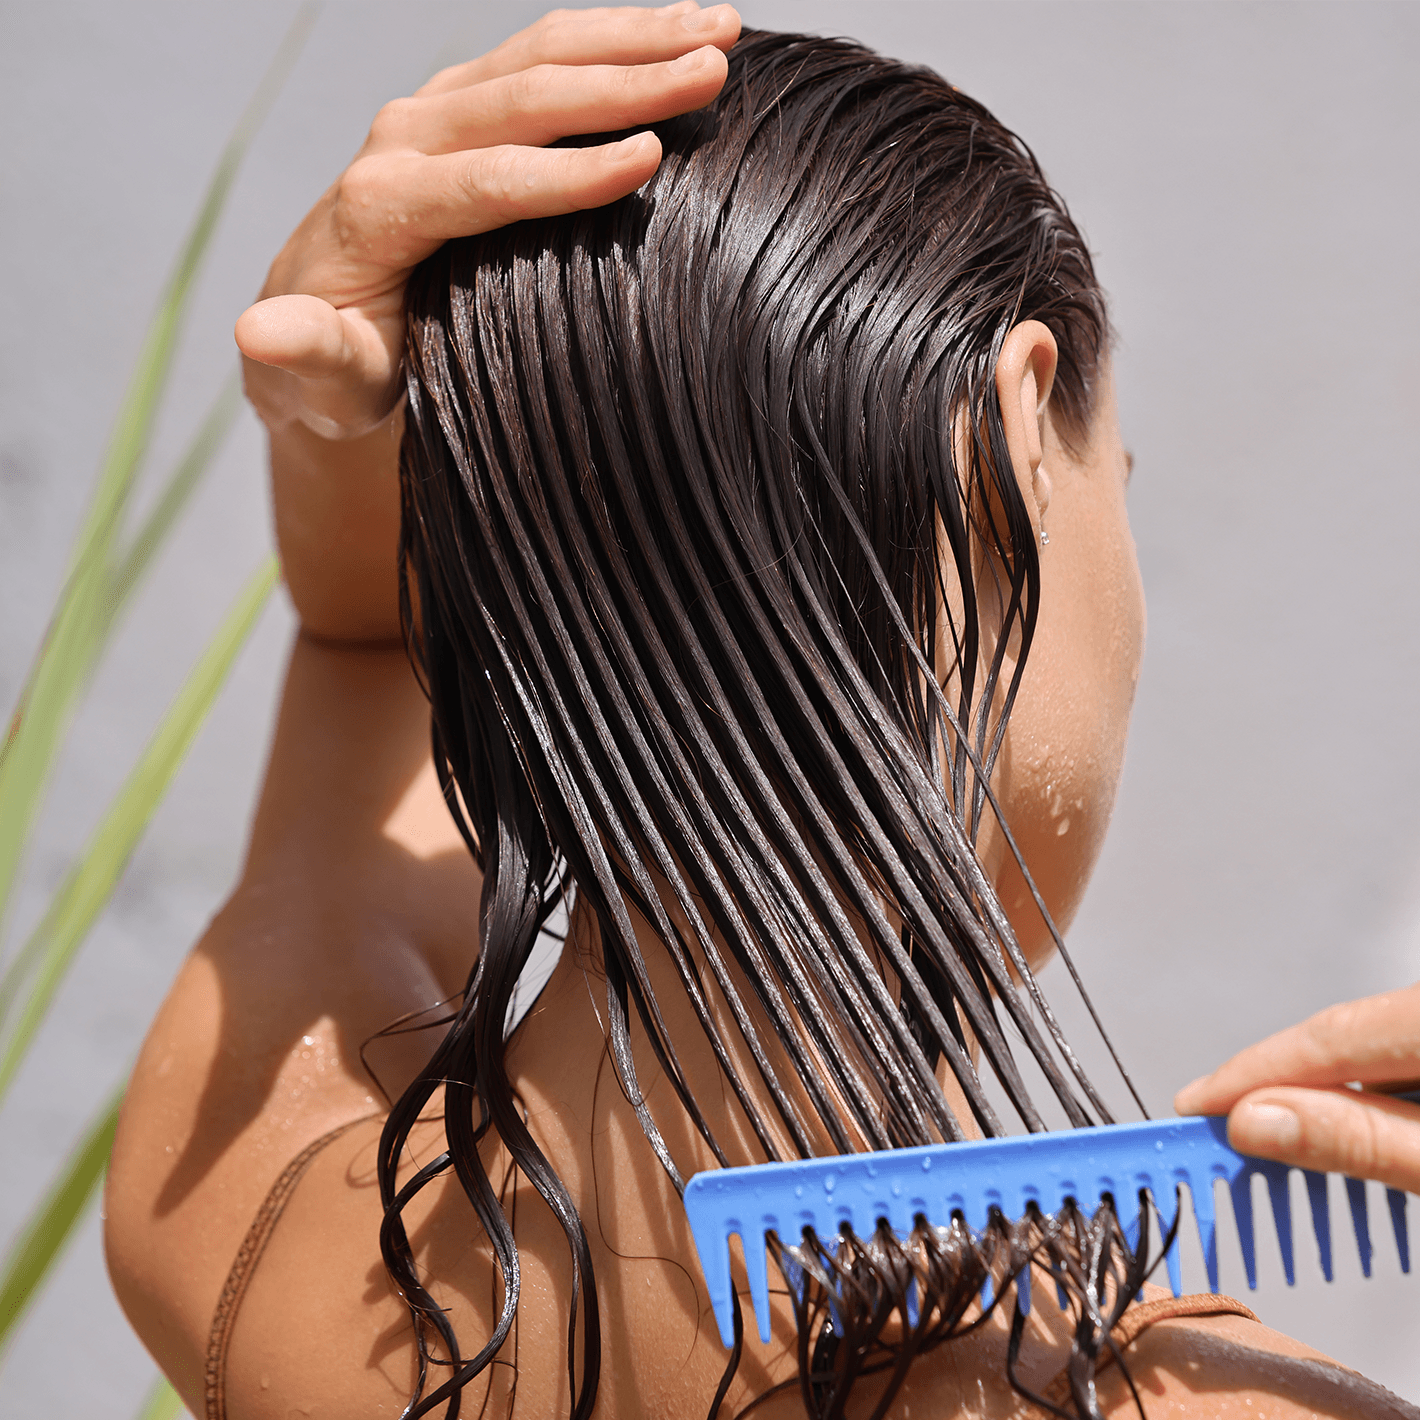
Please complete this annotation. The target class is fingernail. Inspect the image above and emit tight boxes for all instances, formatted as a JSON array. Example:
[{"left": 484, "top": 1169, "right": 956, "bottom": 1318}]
[
  {"left": 682, "top": 3, "right": 724, "bottom": 31},
  {"left": 668, "top": 45, "right": 711, "bottom": 74},
  {"left": 1238, "top": 1101, "right": 1302, "bottom": 1152}
]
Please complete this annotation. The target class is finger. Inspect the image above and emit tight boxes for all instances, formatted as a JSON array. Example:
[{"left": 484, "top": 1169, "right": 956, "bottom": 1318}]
[
  {"left": 1227, "top": 1085, "right": 1420, "bottom": 1194},
  {"left": 1174, "top": 981, "right": 1420, "bottom": 1116},
  {"left": 419, "top": 4, "right": 741, "bottom": 94},
  {"left": 368, "top": 48, "right": 728, "bottom": 157},
  {"left": 337, "top": 132, "right": 662, "bottom": 267}
]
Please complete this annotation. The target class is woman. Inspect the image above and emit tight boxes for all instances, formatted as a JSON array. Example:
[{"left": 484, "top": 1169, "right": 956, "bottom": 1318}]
[{"left": 104, "top": 6, "right": 1418, "bottom": 1418}]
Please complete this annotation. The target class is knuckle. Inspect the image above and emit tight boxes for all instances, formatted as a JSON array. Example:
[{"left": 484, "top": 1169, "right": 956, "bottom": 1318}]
[
  {"left": 423, "top": 61, "right": 460, "bottom": 93},
  {"left": 582, "top": 64, "right": 641, "bottom": 133},
  {"left": 514, "top": 63, "right": 559, "bottom": 110},
  {"left": 336, "top": 155, "right": 385, "bottom": 213},
  {"left": 1347, "top": 1101, "right": 1386, "bottom": 1175},
  {"left": 1311, "top": 1089, "right": 1388, "bottom": 1180},
  {"left": 1306, "top": 999, "right": 1361, "bottom": 1063},
  {"left": 367, "top": 95, "right": 420, "bottom": 150},
  {"left": 528, "top": 8, "right": 575, "bottom": 54},
  {"left": 468, "top": 148, "right": 531, "bottom": 214},
  {"left": 529, "top": 7, "right": 630, "bottom": 59},
  {"left": 333, "top": 155, "right": 406, "bottom": 251},
  {"left": 608, "top": 61, "right": 640, "bottom": 102}
]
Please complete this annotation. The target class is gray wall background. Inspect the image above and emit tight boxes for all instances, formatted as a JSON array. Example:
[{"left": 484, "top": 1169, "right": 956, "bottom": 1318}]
[{"left": 2, "top": 2, "right": 1417, "bottom": 1414}]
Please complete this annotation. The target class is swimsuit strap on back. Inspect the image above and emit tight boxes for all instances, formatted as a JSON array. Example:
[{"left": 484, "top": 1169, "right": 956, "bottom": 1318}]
[
  {"left": 1037, "top": 1293, "right": 1261, "bottom": 1413},
  {"left": 204, "top": 1114, "right": 381, "bottom": 1420}
]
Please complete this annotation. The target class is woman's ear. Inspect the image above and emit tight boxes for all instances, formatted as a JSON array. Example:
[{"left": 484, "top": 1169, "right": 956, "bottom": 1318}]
[{"left": 994, "top": 321, "right": 1059, "bottom": 538}]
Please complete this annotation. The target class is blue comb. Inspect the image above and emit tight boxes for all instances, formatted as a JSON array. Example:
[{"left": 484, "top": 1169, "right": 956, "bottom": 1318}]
[{"left": 684, "top": 1114, "right": 1414, "bottom": 1347}]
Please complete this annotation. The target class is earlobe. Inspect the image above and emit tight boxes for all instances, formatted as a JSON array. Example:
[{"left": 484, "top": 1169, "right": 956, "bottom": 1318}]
[
  {"left": 1034, "top": 460, "right": 1054, "bottom": 543},
  {"left": 994, "top": 320, "right": 1059, "bottom": 540}
]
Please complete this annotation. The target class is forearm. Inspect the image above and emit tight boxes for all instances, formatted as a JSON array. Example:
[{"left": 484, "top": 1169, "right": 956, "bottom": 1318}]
[{"left": 262, "top": 384, "right": 406, "bottom": 641}]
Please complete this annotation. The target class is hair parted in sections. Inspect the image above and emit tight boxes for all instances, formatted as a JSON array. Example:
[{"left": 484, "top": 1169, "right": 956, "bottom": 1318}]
[{"left": 391, "top": 28, "right": 1157, "bottom": 1420}]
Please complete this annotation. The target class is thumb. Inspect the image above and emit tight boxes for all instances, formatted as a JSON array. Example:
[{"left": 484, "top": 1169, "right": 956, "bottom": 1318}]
[
  {"left": 235, "top": 295, "right": 401, "bottom": 439},
  {"left": 234, "top": 294, "right": 354, "bottom": 379},
  {"left": 1227, "top": 1085, "right": 1420, "bottom": 1193}
]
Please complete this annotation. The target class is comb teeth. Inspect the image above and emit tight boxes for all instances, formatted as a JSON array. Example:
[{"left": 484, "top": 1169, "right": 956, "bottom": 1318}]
[
  {"left": 682, "top": 1116, "right": 1412, "bottom": 1348},
  {"left": 1348, "top": 1175, "right": 1373, "bottom": 1277}
]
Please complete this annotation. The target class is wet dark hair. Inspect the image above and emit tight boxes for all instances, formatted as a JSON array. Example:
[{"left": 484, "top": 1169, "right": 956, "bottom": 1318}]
[{"left": 387, "top": 28, "right": 1153, "bottom": 1420}]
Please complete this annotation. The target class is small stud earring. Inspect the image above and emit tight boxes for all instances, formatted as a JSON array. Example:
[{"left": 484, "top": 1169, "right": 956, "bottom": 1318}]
[{"left": 1039, "top": 522, "right": 1050, "bottom": 547}]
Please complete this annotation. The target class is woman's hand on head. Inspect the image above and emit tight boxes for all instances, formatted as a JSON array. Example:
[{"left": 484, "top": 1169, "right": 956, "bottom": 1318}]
[
  {"left": 1175, "top": 982, "right": 1420, "bottom": 1193},
  {"left": 235, "top": 3, "right": 740, "bottom": 440}
]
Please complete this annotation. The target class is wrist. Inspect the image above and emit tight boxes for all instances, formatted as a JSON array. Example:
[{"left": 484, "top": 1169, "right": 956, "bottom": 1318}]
[
  {"left": 242, "top": 354, "right": 406, "bottom": 443},
  {"left": 270, "top": 403, "right": 407, "bottom": 642}
]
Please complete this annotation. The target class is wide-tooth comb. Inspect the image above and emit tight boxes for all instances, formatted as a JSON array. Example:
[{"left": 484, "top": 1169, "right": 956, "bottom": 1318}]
[{"left": 683, "top": 1114, "right": 1414, "bottom": 1347}]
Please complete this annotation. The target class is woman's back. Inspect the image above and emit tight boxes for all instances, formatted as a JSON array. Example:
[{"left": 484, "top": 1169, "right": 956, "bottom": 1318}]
[{"left": 110, "top": 735, "right": 1410, "bottom": 1418}]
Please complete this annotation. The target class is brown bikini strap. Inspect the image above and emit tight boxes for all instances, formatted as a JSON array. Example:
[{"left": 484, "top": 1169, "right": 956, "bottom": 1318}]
[
  {"left": 1038, "top": 1293, "right": 1260, "bottom": 1413},
  {"left": 204, "top": 1114, "right": 382, "bottom": 1420}
]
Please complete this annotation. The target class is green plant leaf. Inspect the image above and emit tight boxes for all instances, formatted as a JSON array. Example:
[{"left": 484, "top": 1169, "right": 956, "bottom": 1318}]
[
  {"left": 0, "top": 558, "right": 279, "bottom": 1105},
  {"left": 133, "top": 1376, "right": 184, "bottom": 1420},
  {"left": 0, "top": 377, "right": 249, "bottom": 1037},
  {"left": 0, "top": 557, "right": 113, "bottom": 945},
  {"left": 111, "top": 372, "right": 245, "bottom": 614},
  {"left": 0, "top": 2, "right": 318, "bottom": 937},
  {"left": 0, "top": 1084, "right": 120, "bottom": 1353}
]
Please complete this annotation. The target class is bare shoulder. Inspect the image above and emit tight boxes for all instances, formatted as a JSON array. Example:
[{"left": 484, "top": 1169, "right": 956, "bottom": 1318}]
[
  {"left": 212, "top": 1115, "right": 448, "bottom": 1420},
  {"left": 104, "top": 896, "right": 400, "bottom": 1414},
  {"left": 209, "top": 1109, "right": 583, "bottom": 1420},
  {"left": 1097, "top": 1310, "right": 1420, "bottom": 1419},
  {"left": 104, "top": 635, "right": 484, "bottom": 1414}
]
